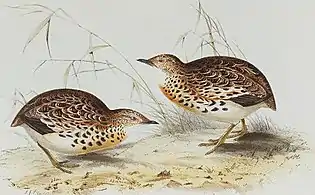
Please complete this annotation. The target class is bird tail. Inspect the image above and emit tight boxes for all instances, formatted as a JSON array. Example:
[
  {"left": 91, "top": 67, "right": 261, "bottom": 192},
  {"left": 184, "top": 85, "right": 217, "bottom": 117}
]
[
  {"left": 10, "top": 116, "right": 24, "bottom": 127},
  {"left": 265, "top": 95, "right": 277, "bottom": 111}
]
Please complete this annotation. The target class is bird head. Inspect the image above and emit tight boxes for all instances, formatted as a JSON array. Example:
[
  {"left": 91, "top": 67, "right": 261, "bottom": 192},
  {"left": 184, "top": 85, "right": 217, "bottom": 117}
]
[
  {"left": 137, "top": 54, "right": 183, "bottom": 73},
  {"left": 113, "top": 109, "right": 158, "bottom": 127}
]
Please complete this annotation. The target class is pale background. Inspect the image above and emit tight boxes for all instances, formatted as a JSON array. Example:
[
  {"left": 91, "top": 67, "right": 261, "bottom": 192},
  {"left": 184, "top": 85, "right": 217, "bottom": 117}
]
[{"left": 0, "top": 0, "right": 314, "bottom": 194}]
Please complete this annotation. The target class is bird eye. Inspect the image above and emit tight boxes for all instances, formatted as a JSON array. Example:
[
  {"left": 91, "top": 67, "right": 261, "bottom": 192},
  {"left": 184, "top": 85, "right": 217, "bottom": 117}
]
[{"left": 131, "top": 116, "right": 137, "bottom": 120}]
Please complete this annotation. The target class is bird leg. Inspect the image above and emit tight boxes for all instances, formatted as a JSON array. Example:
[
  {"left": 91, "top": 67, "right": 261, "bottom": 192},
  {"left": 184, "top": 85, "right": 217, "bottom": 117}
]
[
  {"left": 204, "top": 118, "right": 247, "bottom": 145},
  {"left": 37, "top": 143, "right": 78, "bottom": 174},
  {"left": 226, "top": 118, "right": 247, "bottom": 140},
  {"left": 198, "top": 123, "right": 237, "bottom": 155}
]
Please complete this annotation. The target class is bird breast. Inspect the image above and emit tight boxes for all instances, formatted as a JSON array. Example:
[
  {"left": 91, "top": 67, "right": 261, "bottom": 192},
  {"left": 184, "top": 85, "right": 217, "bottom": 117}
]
[{"left": 23, "top": 123, "right": 127, "bottom": 155}]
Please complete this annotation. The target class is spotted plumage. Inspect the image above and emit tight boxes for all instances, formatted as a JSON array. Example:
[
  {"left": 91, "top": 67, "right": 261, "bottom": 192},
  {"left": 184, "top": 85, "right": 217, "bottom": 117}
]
[
  {"left": 137, "top": 54, "right": 276, "bottom": 154},
  {"left": 11, "top": 88, "right": 158, "bottom": 173}
]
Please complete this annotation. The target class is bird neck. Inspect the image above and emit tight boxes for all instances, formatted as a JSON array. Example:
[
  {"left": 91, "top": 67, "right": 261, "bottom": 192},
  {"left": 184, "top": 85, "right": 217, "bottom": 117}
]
[
  {"left": 107, "top": 109, "right": 130, "bottom": 127},
  {"left": 106, "top": 119, "right": 127, "bottom": 129},
  {"left": 165, "top": 61, "right": 185, "bottom": 75}
]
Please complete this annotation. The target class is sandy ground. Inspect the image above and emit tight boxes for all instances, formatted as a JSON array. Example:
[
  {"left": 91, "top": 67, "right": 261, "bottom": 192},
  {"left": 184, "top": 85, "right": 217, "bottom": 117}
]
[{"left": 0, "top": 127, "right": 311, "bottom": 195}]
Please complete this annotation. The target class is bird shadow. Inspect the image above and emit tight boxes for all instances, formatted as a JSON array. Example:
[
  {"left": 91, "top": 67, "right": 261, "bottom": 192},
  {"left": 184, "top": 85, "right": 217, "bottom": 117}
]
[
  {"left": 214, "top": 132, "right": 309, "bottom": 157},
  {"left": 65, "top": 142, "right": 154, "bottom": 169}
]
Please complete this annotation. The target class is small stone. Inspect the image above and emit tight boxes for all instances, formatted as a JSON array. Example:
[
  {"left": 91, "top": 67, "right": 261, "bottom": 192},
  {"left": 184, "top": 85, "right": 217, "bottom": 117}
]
[
  {"left": 205, "top": 175, "right": 213, "bottom": 179},
  {"left": 166, "top": 180, "right": 182, "bottom": 188},
  {"left": 83, "top": 171, "right": 92, "bottom": 179},
  {"left": 142, "top": 183, "right": 154, "bottom": 188},
  {"left": 157, "top": 170, "right": 171, "bottom": 178},
  {"left": 218, "top": 171, "right": 225, "bottom": 176}
]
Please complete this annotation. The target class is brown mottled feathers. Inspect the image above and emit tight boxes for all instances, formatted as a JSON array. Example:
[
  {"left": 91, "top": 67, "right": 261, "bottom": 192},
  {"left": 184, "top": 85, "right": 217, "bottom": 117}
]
[
  {"left": 11, "top": 88, "right": 112, "bottom": 135},
  {"left": 179, "top": 56, "right": 276, "bottom": 110}
]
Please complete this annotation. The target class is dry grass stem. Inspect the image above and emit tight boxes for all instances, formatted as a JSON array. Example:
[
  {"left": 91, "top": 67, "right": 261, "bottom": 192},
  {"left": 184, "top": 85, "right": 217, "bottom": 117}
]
[{"left": 9, "top": 2, "right": 272, "bottom": 136}]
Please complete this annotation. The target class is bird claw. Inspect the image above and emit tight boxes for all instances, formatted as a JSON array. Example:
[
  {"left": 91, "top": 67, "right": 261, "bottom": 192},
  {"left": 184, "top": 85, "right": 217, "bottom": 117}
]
[
  {"left": 56, "top": 166, "right": 72, "bottom": 174},
  {"left": 198, "top": 142, "right": 221, "bottom": 155},
  {"left": 205, "top": 148, "right": 216, "bottom": 155},
  {"left": 52, "top": 162, "right": 72, "bottom": 174},
  {"left": 207, "top": 138, "right": 220, "bottom": 145},
  {"left": 37, "top": 143, "right": 78, "bottom": 174},
  {"left": 52, "top": 160, "right": 79, "bottom": 174},
  {"left": 200, "top": 120, "right": 248, "bottom": 155},
  {"left": 59, "top": 160, "right": 80, "bottom": 168},
  {"left": 198, "top": 142, "right": 215, "bottom": 147},
  {"left": 59, "top": 160, "right": 70, "bottom": 165},
  {"left": 207, "top": 130, "right": 246, "bottom": 142},
  {"left": 230, "top": 131, "right": 246, "bottom": 141}
]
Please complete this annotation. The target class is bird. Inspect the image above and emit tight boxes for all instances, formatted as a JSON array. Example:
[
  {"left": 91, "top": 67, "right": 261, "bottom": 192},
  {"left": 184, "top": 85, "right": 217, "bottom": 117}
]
[
  {"left": 137, "top": 54, "right": 276, "bottom": 155},
  {"left": 10, "top": 88, "right": 158, "bottom": 173}
]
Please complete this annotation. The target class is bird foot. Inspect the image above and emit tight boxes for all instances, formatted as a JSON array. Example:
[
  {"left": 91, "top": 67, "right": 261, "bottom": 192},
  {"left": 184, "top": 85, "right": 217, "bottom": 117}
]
[
  {"left": 229, "top": 130, "right": 247, "bottom": 141},
  {"left": 59, "top": 160, "right": 80, "bottom": 168},
  {"left": 198, "top": 142, "right": 216, "bottom": 147},
  {"left": 198, "top": 141, "right": 222, "bottom": 155},
  {"left": 52, "top": 160, "right": 79, "bottom": 174},
  {"left": 205, "top": 129, "right": 247, "bottom": 144},
  {"left": 198, "top": 121, "right": 247, "bottom": 155},
  {"left": 37, "top": 142, "right": 79, "bottom": 174},
  {"left": 201, "top": 137, "right": 221, "bottom": 146}
]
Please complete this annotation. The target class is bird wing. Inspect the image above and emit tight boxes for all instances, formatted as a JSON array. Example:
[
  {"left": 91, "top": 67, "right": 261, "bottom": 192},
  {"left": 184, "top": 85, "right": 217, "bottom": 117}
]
[
  {"left": 12, "top": 89, "right": 111, "bottom": 135},
  {"left": 181, "top": 56, "right": 274, "bottom": 107}
]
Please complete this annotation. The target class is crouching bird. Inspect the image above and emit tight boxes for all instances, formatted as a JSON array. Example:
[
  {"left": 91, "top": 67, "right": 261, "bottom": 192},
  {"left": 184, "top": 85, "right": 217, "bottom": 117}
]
[
  {"left": 137, "top": 54, "right": 276, "bottom": 155},
  {"left": 10, "top": 88, "right": 158, "bottom": 173}
]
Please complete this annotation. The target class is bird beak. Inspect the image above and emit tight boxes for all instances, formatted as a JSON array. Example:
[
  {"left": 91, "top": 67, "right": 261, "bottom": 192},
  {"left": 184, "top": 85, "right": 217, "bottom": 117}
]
[
  {"left": 137, "top": 58, "right": 155, "bottom": 67},
  {"left": 142, "top": 120, "right": 159, "bottom": 125}
]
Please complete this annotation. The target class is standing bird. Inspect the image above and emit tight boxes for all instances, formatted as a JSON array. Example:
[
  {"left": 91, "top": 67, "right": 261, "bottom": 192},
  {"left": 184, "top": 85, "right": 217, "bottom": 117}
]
[
  {"left": 10, "top": 88, "right": 158, "bottom": 173},
  {"left": 137, "top": 54, "right": 276, "bottom": 155}
]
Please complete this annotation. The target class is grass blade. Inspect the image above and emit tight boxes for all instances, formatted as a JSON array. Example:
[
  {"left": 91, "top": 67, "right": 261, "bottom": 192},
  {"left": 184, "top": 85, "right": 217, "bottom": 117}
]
[
  {"left": 22, "top": 13, "right": 53, "bottom": 53},
  {"left": 63, "top": 61, "right": 75, "bottom": 87},
  {"left": 46, "top": 18, "right": 52, "bottom": 58},
  {"left": 88, "top": 45, "right": 111, "bottom": 53}
]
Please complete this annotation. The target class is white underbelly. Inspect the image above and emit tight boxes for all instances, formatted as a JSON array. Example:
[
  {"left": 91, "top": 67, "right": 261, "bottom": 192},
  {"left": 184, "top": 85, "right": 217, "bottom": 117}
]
[
  {"left": 197, "top": 101, "right": 267, "bottom": 123},
  {"left": 22, "top": 124, "right": 80, "bottom": 155},
  {"left": 21, "top": 124, "right": 127, "bottom": 155}
]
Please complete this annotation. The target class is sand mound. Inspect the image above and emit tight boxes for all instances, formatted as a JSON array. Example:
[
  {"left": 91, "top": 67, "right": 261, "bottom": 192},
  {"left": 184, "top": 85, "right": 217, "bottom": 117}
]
[{"left": 0, "top": 129, "right": 310, "bottom": 194}]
